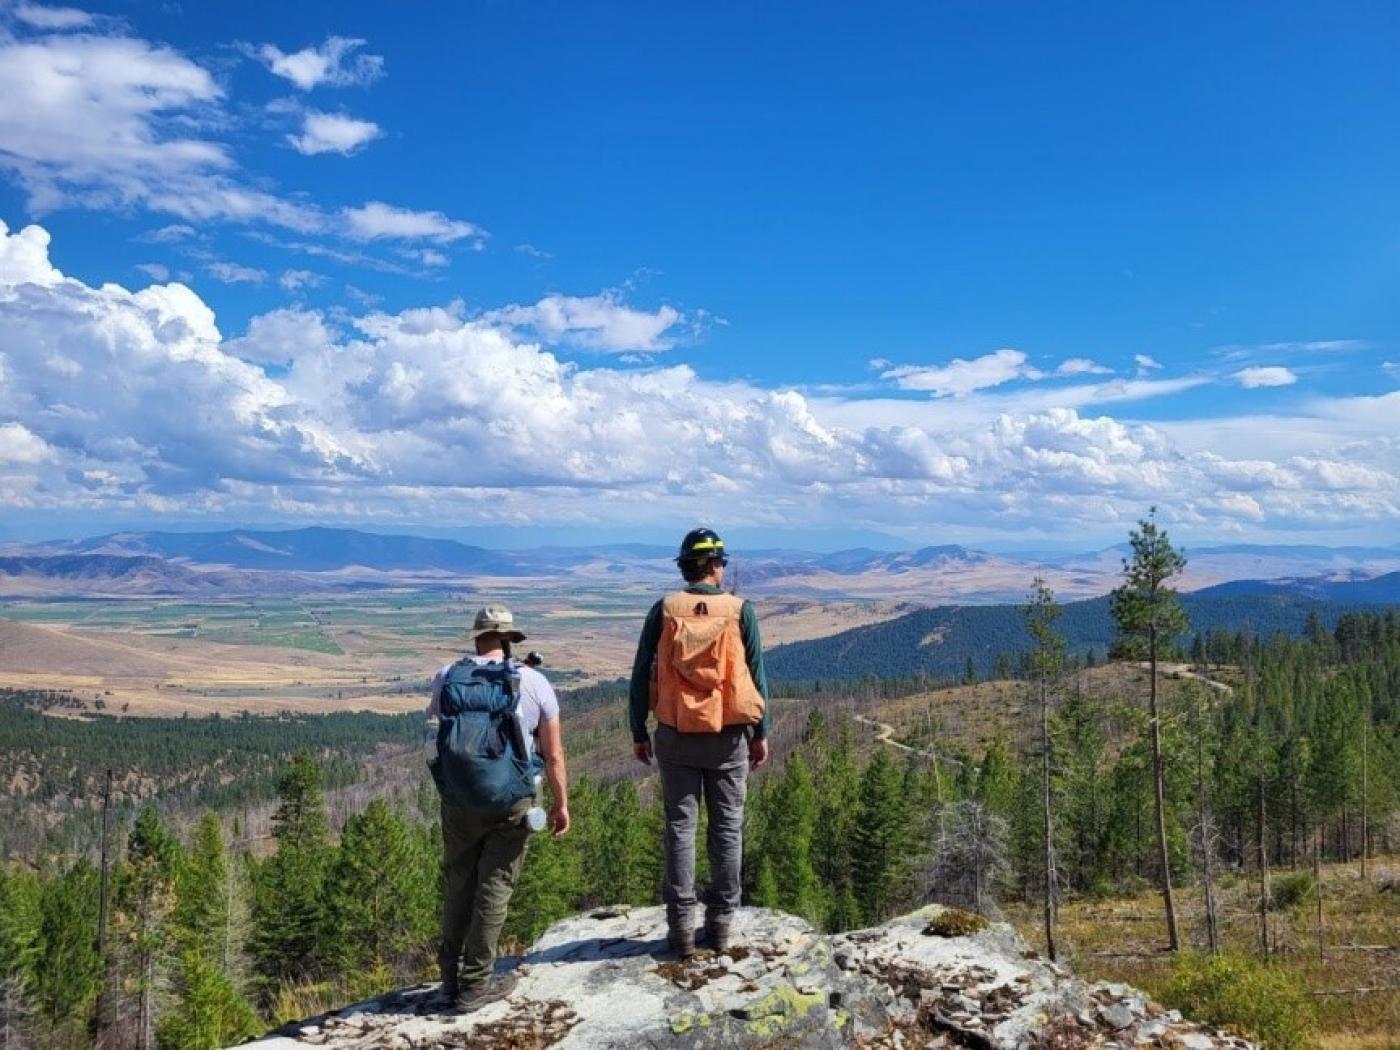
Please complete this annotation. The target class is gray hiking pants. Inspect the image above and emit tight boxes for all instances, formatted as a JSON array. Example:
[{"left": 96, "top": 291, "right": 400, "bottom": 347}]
[
  {"left": 439, "top": 798, "right": 531, "bottom": 987},
  {"left": 654, "top": 724, "right": 749, "bottom": 927}
]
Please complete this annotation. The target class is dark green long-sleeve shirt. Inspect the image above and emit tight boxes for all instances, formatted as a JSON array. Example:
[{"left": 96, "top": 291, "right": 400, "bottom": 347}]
[{"left": 628, "top": 583, "right": 770, "bottom": 743}]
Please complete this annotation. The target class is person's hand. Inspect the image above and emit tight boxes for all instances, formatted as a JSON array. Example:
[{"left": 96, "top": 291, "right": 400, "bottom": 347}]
[
  {"left": 633, "top": 739, "right": 653, "bottom": 766},
  {"left": 549, "top": 803, "right": 571, "bottom": 837},
  {"left": 749, "top": 737, "right": 770, "bottom": 768}
]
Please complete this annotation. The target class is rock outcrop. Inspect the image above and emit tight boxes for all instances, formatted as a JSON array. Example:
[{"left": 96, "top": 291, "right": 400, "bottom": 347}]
[{"left": 245, "top": 905, "right": 1254, "bottom": 1049}]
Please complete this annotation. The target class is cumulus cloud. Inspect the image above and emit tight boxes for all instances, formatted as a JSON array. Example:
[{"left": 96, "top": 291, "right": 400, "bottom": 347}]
[
  {"left": 256, "top": 36, "right": 385, "bottom": 91},
  {"left": 1, "top": 220, "right": 1397, "bottom": 537},
  {"left": 482, "top": 292, "right": 687, "bottom": 353},
  {"left": 135, "top": 262, "right": 170, "bottom": 282},
  {"left": 287, "top": 111, "right": 381, "bottom": 156},
  {"left": 1135, "top": 353, "right": 1162, "bottom": 372},
  {"left": 1234, "top": 366, "right": 1297, "bottom": 389},
  {"left": 882, "top": 348, "right": 1041, "bottom": 397}
]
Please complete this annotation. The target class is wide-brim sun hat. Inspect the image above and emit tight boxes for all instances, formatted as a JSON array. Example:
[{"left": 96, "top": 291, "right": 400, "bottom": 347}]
[{"left": 470, "top": 604, "right": 527, "bottom": 642}]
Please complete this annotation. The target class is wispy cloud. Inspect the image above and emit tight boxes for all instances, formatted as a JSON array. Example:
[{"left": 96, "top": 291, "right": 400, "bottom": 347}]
[
  {"left": 482, "top": 291, "right": 689, "bottom": 353},
  {"left": 287, "top": 111, "right": 381, "bottom": 156},
  {"left": 279, "top": 269, "right": 324, "bottom": 292},
  {"left": 1234, "top": 366, "right": 1297, "bottom": 389},
  {"left": 205, "top": 260, "right": 267, "bottom": 285},
  {"left": 882, "top": 348, "right": 1040, "bottom": 397},
  {"left": 254, "top": 36, "right": 384, "bottom": 91},
  {"left": 342, "top": 201, "right": 483, "bottom": 245},
  {"left": 1056, "top": 357, "right": 1113, "bottom": 376},
  {"left": 13, "top": 4, "right": 95, "bottom": 30}
]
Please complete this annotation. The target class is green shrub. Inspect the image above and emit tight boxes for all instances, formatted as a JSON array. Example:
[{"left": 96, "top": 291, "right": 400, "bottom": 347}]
[
  {"left": 1268, "top": 872, "right": 1314, "bottom": 912},
  {"left": 1161, "top": 953, "right": 1317, "bottom": 1050},
  {"left": 921, "top": 908, "right": 989, "bottom": 937}
]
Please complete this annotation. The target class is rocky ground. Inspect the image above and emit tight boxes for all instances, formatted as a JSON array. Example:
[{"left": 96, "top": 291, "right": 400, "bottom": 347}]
[{"left": 244, "top": 905, "right": 1256, "bottom": 1049}]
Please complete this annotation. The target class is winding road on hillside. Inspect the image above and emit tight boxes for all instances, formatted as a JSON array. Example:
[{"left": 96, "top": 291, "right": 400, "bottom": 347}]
[
  {"left": 852, "top": 712, "right": 964, "bottom": 768},
  {"left": 1137, "top": 662, "right": 1235, "bottom": 695}
]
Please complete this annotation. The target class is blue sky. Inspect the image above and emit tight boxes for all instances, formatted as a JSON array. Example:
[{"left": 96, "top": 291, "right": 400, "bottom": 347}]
[{"left": 0, "top": 1, "right": 1397, "bottom": 547}]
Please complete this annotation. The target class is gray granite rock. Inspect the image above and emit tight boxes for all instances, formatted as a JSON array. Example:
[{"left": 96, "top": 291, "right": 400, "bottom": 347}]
[{"left": 243, "top": 904, "right": 1255, "bottom": 1049}]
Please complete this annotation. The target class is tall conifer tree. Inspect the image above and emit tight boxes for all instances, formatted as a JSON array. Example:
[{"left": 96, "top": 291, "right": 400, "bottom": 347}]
[{"left": 1110, "top": 508, "right": 1188, "bottom": 951}]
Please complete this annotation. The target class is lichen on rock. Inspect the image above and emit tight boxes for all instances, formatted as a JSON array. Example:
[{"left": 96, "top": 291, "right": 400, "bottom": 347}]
[{"left": 244, "top": 904, "right": 1256, "bottom": 1049}]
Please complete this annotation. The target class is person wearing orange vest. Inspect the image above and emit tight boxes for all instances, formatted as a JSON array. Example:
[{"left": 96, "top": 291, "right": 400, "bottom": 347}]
[{"left": 629, "top": 527, "right": 770, "bottom": 958}]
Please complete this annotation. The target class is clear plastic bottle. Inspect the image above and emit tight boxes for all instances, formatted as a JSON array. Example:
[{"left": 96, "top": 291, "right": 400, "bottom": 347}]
[
  {"left": 526, "top": 774, "right": 547, "bottom": 832},
  {"left": 424, "top": 716, "right": 439, "bottom": 765}
]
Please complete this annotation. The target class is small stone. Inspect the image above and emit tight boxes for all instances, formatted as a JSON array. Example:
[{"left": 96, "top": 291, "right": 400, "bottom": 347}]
[
  {"left": 1100, "top": 1002, "right": 1136, "bottom": 1031},
  {"left": 1174, "top": 1034, "right": 1216, "bottom": 1050}
]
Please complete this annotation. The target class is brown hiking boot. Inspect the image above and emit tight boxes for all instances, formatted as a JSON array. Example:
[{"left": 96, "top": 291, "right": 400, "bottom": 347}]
[
  {"left": 667, "top": 924, "right": 696, "bottom": 959},
  {"left": 454, "top": 971, "right": 519, "bottom": 1013},
  {"left": 438, "top": 961, "right": 459, "bottom": 1004},
  {"left": 703, "top": 916, "right": 732, "bottom": 954}
]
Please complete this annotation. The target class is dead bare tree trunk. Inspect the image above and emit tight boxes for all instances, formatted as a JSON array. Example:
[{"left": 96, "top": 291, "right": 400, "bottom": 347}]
[
  {"left": 1148, "top": 627, "right": 1181, "bottom": 951},
  {"left": 1313, "top": 825, "right": 1324, "bottom": 962},
  {"left": 1195, "top": 723, "right": 1219, "bottom": 955},
  {"left": 1360, "top": 713, "right": 1369, "bottom": 882},
  {"left": 1040, "top": 674, "right": 1058, "bottom": 962},
  {"left": 1257, "top": 779, "right": 1271, "bottom": 958}
]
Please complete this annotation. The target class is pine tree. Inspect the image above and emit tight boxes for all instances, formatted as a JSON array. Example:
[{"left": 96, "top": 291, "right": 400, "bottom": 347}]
[
  {"left": 111, "top": 807, "right": 183, "bottom": 1050},
  {"left": 32, "top": 861, "right": 101, "bottom": 1042},
  {"left": 174, "top": 814, "right": 230, "bottom": 963},
  {"left": 851, "top": 748, "right": 910, "bottom": 924},
  {"left": 812, "top": 723, "right": 861, "bottom": 930},
  {"left": 0, "top": 868, "right": 41, "bottom": 1049},
  {"left": 765, "top": 754, "right": 823, "bottom": 923},
  {"left": 326, "top": 799, "right": 433, "bottom": 978},
  {"left": 155, "top": 951, "right": 259, "bottom": 1050},
  {"left": 1110, "top": 507, "right": 1188, "bottom": 951},
  {"left": 250, "top": 751, "right": 332, "bottom": 993},
  {"left": 1025, "top": 577, "right": 1065, "bottom": 960}
]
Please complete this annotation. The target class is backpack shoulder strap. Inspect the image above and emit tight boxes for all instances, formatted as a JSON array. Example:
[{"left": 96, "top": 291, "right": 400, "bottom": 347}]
[{"left": 662, "top": 590, "right": 744, "bottom": 620}]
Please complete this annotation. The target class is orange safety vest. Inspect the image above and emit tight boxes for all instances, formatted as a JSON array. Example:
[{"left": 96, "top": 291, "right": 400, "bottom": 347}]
[{"left": 650, "top": 591, "right": 765, "bottom": 734}]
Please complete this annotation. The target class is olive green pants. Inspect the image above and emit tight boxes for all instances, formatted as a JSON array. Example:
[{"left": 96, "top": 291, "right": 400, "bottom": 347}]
[{"left": 439, "top": 798, "right": 531, "bottom": 987}]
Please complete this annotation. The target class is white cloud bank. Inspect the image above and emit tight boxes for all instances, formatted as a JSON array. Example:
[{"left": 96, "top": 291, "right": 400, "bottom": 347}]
[{"left": 0, "top": 221, "right": 1396, "bottom": 537}]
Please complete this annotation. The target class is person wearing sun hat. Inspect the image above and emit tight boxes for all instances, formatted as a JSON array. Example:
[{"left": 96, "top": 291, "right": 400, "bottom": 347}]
[{"left": 427, "top": 604, "right": 570, "bottom": 1012}]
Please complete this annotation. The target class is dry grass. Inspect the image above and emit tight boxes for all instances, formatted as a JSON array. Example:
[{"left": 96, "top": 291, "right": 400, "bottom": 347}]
[{"left": 1005, "top": 859, "right": 1400, "bottom": 1049}]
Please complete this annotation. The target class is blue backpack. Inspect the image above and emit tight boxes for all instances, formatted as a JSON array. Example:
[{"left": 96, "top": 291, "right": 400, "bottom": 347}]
[{"left": 430, "top": 658, "right": 535, "bottom": 812}]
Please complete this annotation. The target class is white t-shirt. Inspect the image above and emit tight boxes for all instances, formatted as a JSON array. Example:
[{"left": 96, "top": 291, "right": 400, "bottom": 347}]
[{"left": 426, "top": 657, "right": 559, "bottom": 758}]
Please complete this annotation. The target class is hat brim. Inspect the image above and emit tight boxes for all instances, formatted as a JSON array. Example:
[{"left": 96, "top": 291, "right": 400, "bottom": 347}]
[{"left": 472, "top": 627, "right": 527, "bottom": 643}]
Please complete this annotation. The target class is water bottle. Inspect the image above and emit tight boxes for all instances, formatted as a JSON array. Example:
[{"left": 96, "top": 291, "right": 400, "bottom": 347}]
[
  {"left": 424, "top": 716, "right": 439, "bottom": 765},
  {"left": 526, "top": 774, "right": 547, "bottom": 832}
]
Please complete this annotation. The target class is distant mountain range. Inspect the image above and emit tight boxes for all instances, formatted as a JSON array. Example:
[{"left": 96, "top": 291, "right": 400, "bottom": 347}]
[{"left": 2, "top": 526, "right": 1399, "bottom": 603}]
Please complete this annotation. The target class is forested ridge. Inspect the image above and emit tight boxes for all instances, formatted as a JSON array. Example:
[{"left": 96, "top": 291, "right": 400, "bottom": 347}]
[{"left": 764, "top": 590, "right": 1390, "bottom": 682}]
